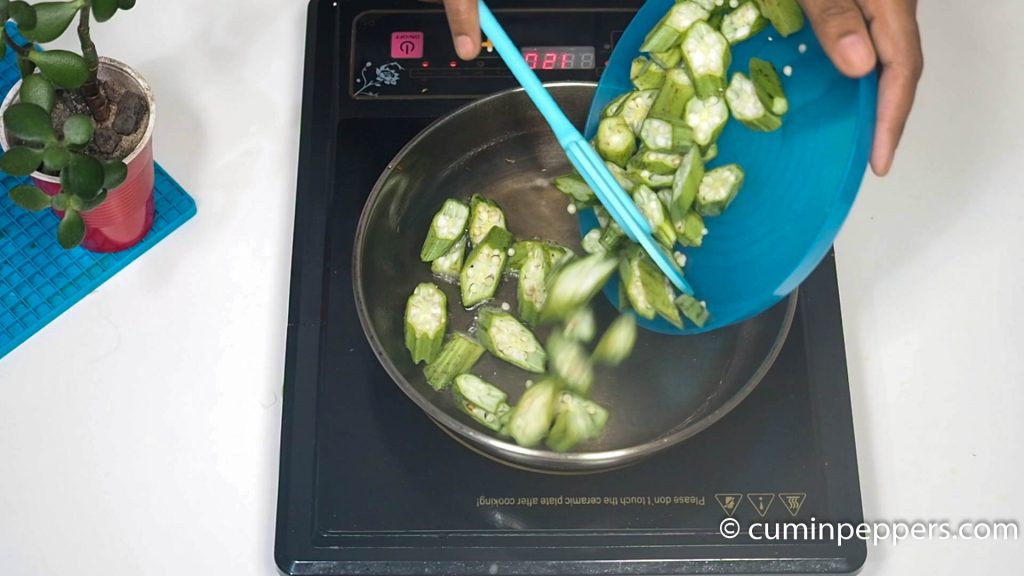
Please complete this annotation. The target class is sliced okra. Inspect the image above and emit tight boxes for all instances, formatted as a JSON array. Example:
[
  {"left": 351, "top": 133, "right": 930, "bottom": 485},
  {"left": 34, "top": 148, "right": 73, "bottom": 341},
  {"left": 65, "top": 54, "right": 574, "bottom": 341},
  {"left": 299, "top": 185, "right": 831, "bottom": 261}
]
[
  {"left": 605, "top": 161, "right": 638, "bottom": 192},
  {"left": 477, "top": 307, "right": 547, "bottom": 373},
  {"left": 726, "top": 71, "right": 782, "bottom": 131},
  {"left": 669, "top": 146, "right": 705, "bottom": 224},
  {"left": 603, "top": 92, "right": 630, "bottom": 118},
  {"left": 632, "top": 185, "right": 677, "bottom": 249},
  {"left": 622, "top": 247, "right": 683, "bottom": 328},
  {"left": 721, "top": 1, "right": 767, "bottom": 44},
  {"left": 619, "top": 249, "right": 657, "bottom": 320},
  {"left": 696, "top": 164, "right": 745, "bottom": 216},
  {"left": 630, "top": 57, "right": 667, "bottom": 91},
  {"left": 650, "top": 46, "right": 683, "bottom": 69},
  {"left": 563, "top": 306, "right": 597, "bottom": 343},
  {"left": 542, "top": 253, "right": 619, "bottom": 321},
  {"left": 682, "top": 21, "right": 732, "bottom": 98},
  {"left": 754, "top": 0, "right": 805, "bottom": 37},
  {"left": 424, "top": 333, "right": 486, "bottom": 391},
  {"left": 430, "top": 235, "right": 467, "bottom": 282},
  {"left": 650, "top": 68, "right": 696, "bottom": 122},
  {"left": 596, "top": 116, "right": 637, "bottom": 167},
  {"left": 750, "top": 57, "right": 789, "bottom": 115},
  {"left": 546, "top": 392, "right": 609, "bottom": 453},
  {"left": 506, "top": 377, "right": 560, "bottom": 448},
  {"left": 685, "top": 95, "right": 729, "bottom": 147},
  {"left": 547, "top": 329, "right": 595, "bottom": 397},
  {"left": 702, "top": 142, "right": 719, "bottom": 162},
  {"left": 619, "top": 89, "right": 659, "bottom": 135},
  {"left": 420, "top": 198, "right": 470, "bottom": 262},
  {"left": 592, "top": 313, "right": 638, "bottom": 366},
  {"left": 626, "top": 166, "right": 676, "bottom": 189},
  {"left": 675, "top": 210, "right": 706, "bottom": 247},
  {"left": 599, "top": 221, "right": 627, "bottom": 253},
  {"left": 468, "top": 194, "right": 507, "bottom": 245},
  {"left": 460, "top": 226, "right": 513, "bottom": 308},
  {"left": 675, "top": 293, "right": 711, "bottom": 328},
  {"left": 554, "top": 173, "right": 597, "bottom": 207},
  {"left": 453, "top": 374, "right": 511, "bottom": 431},
  {"left": 581, "top": 228, "right": 605, "bottom": 255},
  {"left": 641, "top": 1, "right": 712, "bottom": 53},
  {"left": 641, "top": 117, "right": 694, "bottom": 154},
  {"left": 517, "top": 244, "right": 550, "bottom": 325},
  {"left": 632, "top": 149, "right": 685, "bottom": 175},
  {"left": 404, "top": 282, "right": 448, "bottom": 365}
]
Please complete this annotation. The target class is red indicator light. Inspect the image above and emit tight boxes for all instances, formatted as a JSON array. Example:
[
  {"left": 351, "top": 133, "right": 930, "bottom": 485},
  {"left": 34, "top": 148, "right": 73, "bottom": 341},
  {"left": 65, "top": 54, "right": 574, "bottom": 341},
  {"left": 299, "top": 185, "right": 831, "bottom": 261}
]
[
  {"left": 421, "top": 61, "right": 430, "bottom": 68},
  {"left": 449, "top": 60, "right": 458, "bottom": 68}
]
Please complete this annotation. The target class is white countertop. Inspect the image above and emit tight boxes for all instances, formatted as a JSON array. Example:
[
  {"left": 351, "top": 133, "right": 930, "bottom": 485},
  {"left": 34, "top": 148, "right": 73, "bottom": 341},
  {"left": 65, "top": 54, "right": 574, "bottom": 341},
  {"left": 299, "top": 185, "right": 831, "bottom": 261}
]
[{"left": 1, "top": 0, "right": 1022, "bottom": 573}]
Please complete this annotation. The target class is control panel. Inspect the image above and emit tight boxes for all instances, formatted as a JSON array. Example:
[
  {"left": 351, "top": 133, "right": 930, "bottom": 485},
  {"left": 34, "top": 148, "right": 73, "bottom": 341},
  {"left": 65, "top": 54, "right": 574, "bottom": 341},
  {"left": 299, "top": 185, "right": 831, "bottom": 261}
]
[{"left": 349, "top": 9, "right": 636, "bottom": 99}]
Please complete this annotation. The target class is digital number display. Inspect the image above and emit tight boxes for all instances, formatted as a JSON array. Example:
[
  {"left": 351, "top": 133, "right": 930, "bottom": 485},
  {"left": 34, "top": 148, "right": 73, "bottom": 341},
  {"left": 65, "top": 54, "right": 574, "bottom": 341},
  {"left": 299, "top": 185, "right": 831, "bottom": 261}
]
[{"left": 521, "top": 46, "right": 596, "bottom": 70}]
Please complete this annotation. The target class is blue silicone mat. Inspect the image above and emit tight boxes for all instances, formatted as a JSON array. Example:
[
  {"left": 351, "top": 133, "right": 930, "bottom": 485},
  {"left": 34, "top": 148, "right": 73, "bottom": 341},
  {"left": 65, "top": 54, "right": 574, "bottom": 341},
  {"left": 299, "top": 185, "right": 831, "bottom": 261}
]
[{"left": 0, "top": 28, "right": 197, "bottom": 360}]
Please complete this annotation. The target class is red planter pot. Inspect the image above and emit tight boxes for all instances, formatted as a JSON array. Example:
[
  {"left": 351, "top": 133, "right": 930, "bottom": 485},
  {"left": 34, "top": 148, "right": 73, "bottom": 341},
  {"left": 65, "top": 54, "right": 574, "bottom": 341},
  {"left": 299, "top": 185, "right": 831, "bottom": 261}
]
[{"left": 1, "top": 57, "right": 157, "bottom": 253}]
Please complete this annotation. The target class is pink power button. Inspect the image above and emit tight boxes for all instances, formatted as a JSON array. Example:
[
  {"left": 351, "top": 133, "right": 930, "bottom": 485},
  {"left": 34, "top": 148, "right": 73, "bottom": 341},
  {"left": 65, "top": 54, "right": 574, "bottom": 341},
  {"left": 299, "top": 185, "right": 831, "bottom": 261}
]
[{"left": 391, "top": 32, "right": 424, "bottom": 59}]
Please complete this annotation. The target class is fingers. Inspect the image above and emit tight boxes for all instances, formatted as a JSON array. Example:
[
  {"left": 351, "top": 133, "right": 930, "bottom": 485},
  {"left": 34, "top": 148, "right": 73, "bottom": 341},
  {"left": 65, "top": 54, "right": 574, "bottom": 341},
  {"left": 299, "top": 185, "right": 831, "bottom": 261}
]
[
  {"left": 861, "top": 0, "right": 923, "bottom": 176},
  {"left": 800, "top": 0, "right": 877, "bottom": 77},
  {"left": 442, "top": 0, "right": 481, "bottom": 60}
]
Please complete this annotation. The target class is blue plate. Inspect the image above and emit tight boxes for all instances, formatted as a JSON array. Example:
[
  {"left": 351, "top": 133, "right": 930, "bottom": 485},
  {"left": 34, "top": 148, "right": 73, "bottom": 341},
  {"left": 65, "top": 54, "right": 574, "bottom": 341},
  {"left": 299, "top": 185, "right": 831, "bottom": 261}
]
[{"left": 583, "top": 0, "right": 877, "bottom": 335}]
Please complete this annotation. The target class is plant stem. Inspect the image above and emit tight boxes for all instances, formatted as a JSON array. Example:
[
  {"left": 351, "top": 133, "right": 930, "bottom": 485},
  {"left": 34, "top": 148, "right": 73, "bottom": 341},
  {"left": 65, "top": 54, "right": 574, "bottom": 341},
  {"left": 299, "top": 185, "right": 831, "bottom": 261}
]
[
  {"left": 4, "top": 35, "right": 37, "bottom": 77},
  {"left": 78, "top": 4, "right": 111, "bottom": 122},
  {"left": 3, "top": 34, "right": 30, "bottom": 57}
]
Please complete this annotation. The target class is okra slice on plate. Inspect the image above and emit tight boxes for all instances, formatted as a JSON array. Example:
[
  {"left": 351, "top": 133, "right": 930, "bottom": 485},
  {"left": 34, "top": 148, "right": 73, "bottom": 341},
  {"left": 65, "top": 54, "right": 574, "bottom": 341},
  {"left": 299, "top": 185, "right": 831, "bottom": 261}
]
[
  {"left": 542, "top": 253, "right": 619, "bottom": 322},
  {"left": 602, "top": 92, "right": 630, "bottom": 118},
  {"left": 675, "top": 210, "right": 707, "bottom": 247},
  {"left": 641, "top": 117, "right": 694, "bottom": 154},
  {"left": 430, "top": 235, "right": 467, "bottom": 282},
  {"left": 685, "top": 95, "right": 730, "bottom": 147},
  {"left": 649, "top": 46, "right": 682, "bottom": 69},
  {"left": 669, "top": 146, "right": 705, "bottom": 224},
  {"left": 424, "top": 333, "right": 486, "bottom": 391},
  {"left": 721, "top": 1, "right": 768, "bottom": 44},
  {"left": 581, "top": 228, "right": 605, "bottom": 255},
  {"left": 702, "top": 142, "right": 719, "bottom": 162},
  {"left": 754, "top": 0, "right": 805, "bottom": 37},
  {"left": 676, "top": 293, "right": 711, "bottom": 328},
  {"left": 599, "top": 221, "right": 627, "bottom": 253},
  {"left": 621, "top": 246, "right": 682, "bottom": 328},
  {"left": 682, "top": 21, "right": 732, "bottom": 98},
  {"left": 547, "top": 329, "right": 595, "bottom": 397},
  {"left": 640, "top": 1, "right": 712, "bottom": 53},
  {"left": 453, "top": 374, "right": 511, "bottom": 432},
  {"left": 404, "top": 282, "right": 448, "bottom": 365},
  {"left": 597, "top": 116, "right": 637, "bottom": 167},
  {"left": 619, "top": 249, "right": 657, "bottom": 320},
  {"left": 619, "top": 90, "right": 659, "bottom": 135},
  {"left": 650, "top": 68, "right": 696, "bottom": 122},
  {"left": 517, "top": 244, "right": 550, "bottom": 326},
  {"left": 468, "top": 194, "right": 507, "bottom": 245},
  {"left": 632, "top": 185, "right": 677, "bottom": 249},
  {"left": 420, "top": 198, "right": 470, "bottom": 262},
  {"left": 547, "top": 392, "right": 610, "bottom": 453},
  {"left": 750, "top": 57, "right": 789, "bottom": 116},
  {"left": 696, "top": 164, "right": 745, "bottom": 217},
  {"left": 725, "top": 71, "right": 782, "bottom": 131},
  {"left": 604, "top": 161, "right": 638, "bottom": 192},
  {"left": 592, "top": 313, "right": 638, "bottom": 366},
  {"left": 505, "top": 378, "right": 560, "bottom": 448},
  {"left": 631, "top": 149, "right": 685, "bottom": 175},
  {"left": 477, "top": 307, "right": 547, "bottom": 373},
  {"left": 626, "top": 166, "right": 675, "bottom": 190},
  {"left": 630, "top": 57, "right": 667, "bottom": 90},
  {"left": 553, "top": 173, "right": 597, "bottom": 207},
  {"left": 460, "top": 226, "right": 514, "bottom": 308}
]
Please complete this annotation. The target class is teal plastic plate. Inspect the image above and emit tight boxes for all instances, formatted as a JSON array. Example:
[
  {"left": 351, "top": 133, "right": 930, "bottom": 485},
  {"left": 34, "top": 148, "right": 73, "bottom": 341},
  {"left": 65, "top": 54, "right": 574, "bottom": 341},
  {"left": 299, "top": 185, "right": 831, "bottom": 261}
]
[{"left": 583, "top": 0, "right": 876, "bottom": 335}]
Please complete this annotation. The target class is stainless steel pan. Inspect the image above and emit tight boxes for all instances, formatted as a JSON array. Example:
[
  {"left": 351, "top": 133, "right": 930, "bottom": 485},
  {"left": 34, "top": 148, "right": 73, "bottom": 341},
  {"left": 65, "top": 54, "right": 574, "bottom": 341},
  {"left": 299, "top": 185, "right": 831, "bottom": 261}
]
[{"left": 354, "top": 83, "right": 796, "bottom": 473}]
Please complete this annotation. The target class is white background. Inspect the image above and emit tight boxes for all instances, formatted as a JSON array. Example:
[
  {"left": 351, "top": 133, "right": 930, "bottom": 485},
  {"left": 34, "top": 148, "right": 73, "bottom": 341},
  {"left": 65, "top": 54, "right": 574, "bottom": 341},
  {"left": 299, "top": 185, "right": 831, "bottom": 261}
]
[{"left": 1, "top": 0, "right": 1022, "bottom": 573}]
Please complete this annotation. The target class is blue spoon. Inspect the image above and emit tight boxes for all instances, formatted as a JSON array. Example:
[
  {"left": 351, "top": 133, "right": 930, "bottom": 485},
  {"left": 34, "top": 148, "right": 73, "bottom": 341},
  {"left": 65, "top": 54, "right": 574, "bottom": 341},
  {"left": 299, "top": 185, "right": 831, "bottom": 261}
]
[{"left": 477, "top": 0, "right": 694, "bottom": 297}]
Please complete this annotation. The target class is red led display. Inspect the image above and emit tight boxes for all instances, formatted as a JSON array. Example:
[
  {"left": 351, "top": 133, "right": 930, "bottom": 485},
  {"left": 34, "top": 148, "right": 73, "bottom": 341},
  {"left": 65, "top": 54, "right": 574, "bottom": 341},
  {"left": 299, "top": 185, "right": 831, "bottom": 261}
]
[{"left": 520, "top": 46, "right": 596, "bottom": 70}]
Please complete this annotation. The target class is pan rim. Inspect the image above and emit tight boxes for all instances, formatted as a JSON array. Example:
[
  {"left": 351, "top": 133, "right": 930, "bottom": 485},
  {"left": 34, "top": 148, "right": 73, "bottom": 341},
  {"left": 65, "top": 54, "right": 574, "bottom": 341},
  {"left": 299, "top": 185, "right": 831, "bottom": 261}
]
[{"left": 353, "top": 82, "right": 798, "bottom": 470}]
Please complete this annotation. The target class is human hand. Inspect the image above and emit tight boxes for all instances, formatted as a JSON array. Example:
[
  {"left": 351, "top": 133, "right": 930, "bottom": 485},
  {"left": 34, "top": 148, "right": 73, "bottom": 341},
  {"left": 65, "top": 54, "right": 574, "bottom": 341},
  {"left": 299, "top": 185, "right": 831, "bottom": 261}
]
[{"left": 431, "top": 0, "right": 922, "bottom": 176}]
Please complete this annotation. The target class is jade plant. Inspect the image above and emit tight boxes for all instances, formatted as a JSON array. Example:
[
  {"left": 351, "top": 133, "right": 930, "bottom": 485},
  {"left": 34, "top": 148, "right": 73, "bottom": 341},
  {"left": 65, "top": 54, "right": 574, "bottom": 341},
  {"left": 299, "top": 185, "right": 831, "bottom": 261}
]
[{"left": 0, "top": 0, "right": 136, "bottom": 248}]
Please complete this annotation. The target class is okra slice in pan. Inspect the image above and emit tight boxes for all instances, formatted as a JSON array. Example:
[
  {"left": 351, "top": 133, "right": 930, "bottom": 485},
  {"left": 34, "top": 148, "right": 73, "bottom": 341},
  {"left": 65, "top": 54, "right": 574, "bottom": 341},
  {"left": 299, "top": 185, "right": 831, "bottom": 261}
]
[
  {"left": 453, "top": 374, "right": 511, "bottom": 431},
  {"left": 420, "top": 198, "right": 469, "bottom": 262},
  {"left": 542, "top": 253, "right": 619, "bottom": 322},
  {"left": 517, "top": 244, "right": 550, "bottom": 326},
  {"left": 547, "top": 392, "right": 609, "bottom": 453},
  {"left": 468, "top": 194, "right": 507, "bottom": 245},
  {"left": 506, "top": 378, "right": 560, "bottom": 448},
  {"left": 553, "top": 173, "right": 597, "bottom": 207},
  {"left": 592, "top": 313, "right": 638, "bottom": 366},
  {"left": 430, "top": 235, "right": 467, "bottom": 282},
  {"left": 477, "top": 307, "right": 547, "bottom": 373},
  {"left": 547, "top": 328, "right": 595, "bottom": 397},
  {"left": 460, "top": 226, "right": 513, "bottom": 308},
  {"left": 404, "top": 282, "right": 448, "bottom": 365},
  {"left": 424, "top": 333, "right": 486, "bottom": 391}
]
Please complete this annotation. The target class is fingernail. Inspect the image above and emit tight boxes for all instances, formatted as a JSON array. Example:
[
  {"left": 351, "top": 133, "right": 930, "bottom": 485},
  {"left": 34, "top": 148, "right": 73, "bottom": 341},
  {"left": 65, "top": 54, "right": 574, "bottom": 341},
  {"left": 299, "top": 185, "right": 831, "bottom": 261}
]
[
  {"left": 455, "top": 35, "right": 476, "bottom": 60},
  {"left": 837, "top": 34, "right": 875, "bottom": 75}
]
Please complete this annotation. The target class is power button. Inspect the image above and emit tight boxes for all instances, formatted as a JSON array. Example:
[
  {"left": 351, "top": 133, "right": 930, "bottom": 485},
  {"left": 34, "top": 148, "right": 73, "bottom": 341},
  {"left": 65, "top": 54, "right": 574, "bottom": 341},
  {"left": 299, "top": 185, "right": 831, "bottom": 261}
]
[{"left": 391, "top": 32, "right": 424, "bottom": 59}]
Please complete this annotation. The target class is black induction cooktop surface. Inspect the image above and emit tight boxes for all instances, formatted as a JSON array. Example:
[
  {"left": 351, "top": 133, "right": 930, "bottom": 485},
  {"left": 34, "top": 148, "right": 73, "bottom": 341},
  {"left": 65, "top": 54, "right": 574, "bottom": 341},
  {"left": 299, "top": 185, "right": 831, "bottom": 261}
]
[{"left": 276, "top": 1, "right": 865, "bottom": 574}]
